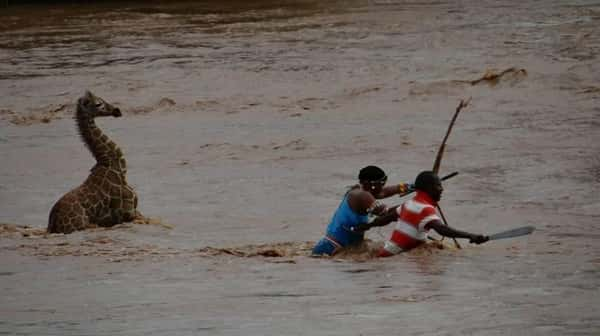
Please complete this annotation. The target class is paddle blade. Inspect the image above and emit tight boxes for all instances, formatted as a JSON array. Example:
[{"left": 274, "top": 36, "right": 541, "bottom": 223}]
[{"left": 489, "top": 226, "right": 535, "bottom": 241}]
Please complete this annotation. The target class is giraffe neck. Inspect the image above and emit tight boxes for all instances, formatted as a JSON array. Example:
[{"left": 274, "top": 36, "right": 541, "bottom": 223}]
[{"left": 76, "top": 107, "right": 127, "bottom": 174}]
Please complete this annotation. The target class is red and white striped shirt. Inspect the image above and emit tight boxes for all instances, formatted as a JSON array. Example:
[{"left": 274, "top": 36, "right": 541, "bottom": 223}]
[{"left": 378, "top": 191, "right": 440, "bottom": 257}]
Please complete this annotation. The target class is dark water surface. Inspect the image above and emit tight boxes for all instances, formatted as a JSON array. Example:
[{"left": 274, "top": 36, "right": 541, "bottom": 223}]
[{"left": 1, "top": 0, "right": 600, "bottom": 335}]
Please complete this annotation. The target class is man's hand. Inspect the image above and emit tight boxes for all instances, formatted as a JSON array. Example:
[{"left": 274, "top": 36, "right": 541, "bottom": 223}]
[
  {"left": 398, "top": 183, "right": 415, "bottom": 197},
  {"left": 368, "top": 201, "right": 388, "bottom": 216},
  {"left": 469, "top": 234, "right": 489, "bottom": 244}
]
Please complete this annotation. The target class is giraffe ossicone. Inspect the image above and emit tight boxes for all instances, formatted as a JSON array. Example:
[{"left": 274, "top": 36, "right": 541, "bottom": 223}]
[{"left": 47, "top": 91, "right": 142, "bottom": 234}]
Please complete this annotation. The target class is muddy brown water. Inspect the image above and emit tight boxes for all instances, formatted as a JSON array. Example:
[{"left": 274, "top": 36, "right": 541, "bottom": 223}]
[{"left": 1, "top": 1, "right": 600, "bottom": 335}]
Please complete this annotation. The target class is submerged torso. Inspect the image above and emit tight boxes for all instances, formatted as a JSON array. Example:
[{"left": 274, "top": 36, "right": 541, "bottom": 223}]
[{"left": 325, "top": 192, "right": 370, "bottom": 247}]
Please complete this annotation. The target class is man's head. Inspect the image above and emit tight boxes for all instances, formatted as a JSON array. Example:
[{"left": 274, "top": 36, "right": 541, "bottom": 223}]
[
  {"left": 358, "top": 165, "right": 387, "bottom": 195},
  {"left": 414, "top": 170, "right": 443, "bottom": 202}
]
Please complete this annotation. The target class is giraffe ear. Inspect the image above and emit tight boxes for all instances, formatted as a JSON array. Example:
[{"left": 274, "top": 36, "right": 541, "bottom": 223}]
[{"left": 79, "top": 91, "right": 93, "bottom": 107}]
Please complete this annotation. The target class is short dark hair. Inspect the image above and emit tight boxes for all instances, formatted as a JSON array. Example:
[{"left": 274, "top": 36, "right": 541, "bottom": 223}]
[
  {"left": 358, "top": 165, "right": 386, "bottom": 182},
  {"left": 414, "top": 171, "right": 438, "bottom": 190}
]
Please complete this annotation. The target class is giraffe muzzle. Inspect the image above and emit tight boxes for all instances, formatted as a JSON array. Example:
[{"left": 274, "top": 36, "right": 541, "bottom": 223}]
[{"left": 112, "top": 108, "right": 122, "bottom": 117}]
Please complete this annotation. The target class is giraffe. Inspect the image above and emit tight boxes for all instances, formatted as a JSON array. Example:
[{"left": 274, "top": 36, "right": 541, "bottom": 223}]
[{"left": 47, "top": 91, "right": 142, "bottom": 234}]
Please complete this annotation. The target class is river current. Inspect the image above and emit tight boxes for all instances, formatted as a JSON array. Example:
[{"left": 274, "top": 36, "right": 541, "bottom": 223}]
[{"left": 1, "top": 1, "right": 599, "bottom": 335}]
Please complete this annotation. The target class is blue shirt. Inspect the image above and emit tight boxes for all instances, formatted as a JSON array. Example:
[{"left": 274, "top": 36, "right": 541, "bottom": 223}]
[{"left": 325, "top": 193, "right": 370, "bottom": 247}]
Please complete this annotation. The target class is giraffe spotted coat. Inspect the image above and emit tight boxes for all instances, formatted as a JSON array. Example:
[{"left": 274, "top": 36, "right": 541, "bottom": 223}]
[{"left": 47, "top": 91, "right": 141, "bottom": 234}]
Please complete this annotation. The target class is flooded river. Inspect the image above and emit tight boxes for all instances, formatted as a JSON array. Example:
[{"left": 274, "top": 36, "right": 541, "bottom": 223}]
[{"left": 1, "top": 0, "right": 599, "bottom": 335}]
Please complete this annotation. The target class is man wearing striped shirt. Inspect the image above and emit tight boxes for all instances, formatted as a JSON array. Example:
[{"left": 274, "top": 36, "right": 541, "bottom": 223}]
[{"left": 374, "top": 170, "right": 488, "bottom": 257}]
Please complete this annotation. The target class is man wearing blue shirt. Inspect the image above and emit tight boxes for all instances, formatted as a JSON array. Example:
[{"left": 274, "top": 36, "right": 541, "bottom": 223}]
[{"left": 312, "top": 166, "right": 412, "bottom": 256}]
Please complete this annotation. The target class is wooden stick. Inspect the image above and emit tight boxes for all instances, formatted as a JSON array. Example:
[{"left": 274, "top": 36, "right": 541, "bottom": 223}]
[
  {"left": 437, "top": 205, "right": 461, "bottom": 249},
  {"left": 432, "top": 97, "right": 471, "bottom": 175},
  {"left": 432, "top": 98, "right": 470, "bottom": 249}
]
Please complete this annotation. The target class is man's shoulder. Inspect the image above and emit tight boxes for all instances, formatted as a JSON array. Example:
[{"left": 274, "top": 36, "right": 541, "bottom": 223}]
[
  {"left": 420, "top": 205, "right": 437, "bottom": 216},
  {"left": 349, "top": 189, "right": 375, "bottom": 201},
  {"left": 347, "top": 188, "right": 375, "bottom": 212},
  {"left": 404, "top": 198, "right": 436, "bottom": 215}
]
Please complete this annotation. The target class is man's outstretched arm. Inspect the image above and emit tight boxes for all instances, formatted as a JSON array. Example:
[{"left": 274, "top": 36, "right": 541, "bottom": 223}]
[
  {"left": 426, "top": 220, "right": 488, "bottom": 244},
  {"left": 351, "top": 206, "right": 399, "bottom": 233},
  {"left": 376, "top": 183, "right": 414, "bottom": 199}
]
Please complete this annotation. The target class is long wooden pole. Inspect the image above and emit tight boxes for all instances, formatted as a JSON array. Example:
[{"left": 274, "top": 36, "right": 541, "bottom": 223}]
[
  {"left": 433, "top": 98, "right": 471, "bottom": 249},
  {"left": 432, "top": 97, "right": 471, "bottom": 175}
]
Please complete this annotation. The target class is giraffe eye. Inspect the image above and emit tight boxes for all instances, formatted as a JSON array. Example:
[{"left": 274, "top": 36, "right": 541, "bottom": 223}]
[{"left": 95, "top": 102, "right": 102, "bottom": 107}]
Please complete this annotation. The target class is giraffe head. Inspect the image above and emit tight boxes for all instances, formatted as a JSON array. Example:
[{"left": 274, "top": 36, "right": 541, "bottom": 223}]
[{"left": 78, "top": 90, "right": 122, "bottom": 118}]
